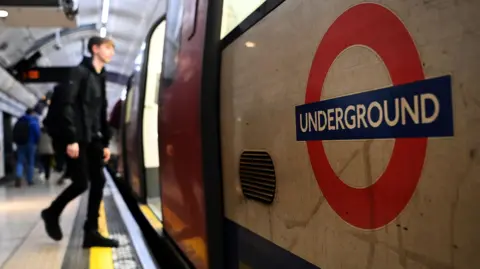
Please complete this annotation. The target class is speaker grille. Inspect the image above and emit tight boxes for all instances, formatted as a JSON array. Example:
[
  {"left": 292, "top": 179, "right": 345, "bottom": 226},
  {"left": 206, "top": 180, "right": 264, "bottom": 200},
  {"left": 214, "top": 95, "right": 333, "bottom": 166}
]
[{"left": 239, "top": 151, "right": 276, "bottom": 204}]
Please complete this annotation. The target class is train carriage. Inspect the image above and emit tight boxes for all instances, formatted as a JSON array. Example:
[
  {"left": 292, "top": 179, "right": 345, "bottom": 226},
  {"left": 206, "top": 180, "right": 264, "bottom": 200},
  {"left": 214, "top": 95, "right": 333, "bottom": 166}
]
[{"left": 118, "top": 0, "right": 480, "bottom": 268}]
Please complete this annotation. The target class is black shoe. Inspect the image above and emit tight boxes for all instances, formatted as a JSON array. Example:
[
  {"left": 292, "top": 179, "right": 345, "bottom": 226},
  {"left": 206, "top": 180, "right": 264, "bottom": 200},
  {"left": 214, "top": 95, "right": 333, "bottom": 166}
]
[
  {"left": 41, "top": 209, "right": 63, "bottom": 241},
  {"left": 82, "top": 231, "right": 119, "bottom": 248},
  {"left": 14, "top": 177, "right": 22, "bottom": 188}
]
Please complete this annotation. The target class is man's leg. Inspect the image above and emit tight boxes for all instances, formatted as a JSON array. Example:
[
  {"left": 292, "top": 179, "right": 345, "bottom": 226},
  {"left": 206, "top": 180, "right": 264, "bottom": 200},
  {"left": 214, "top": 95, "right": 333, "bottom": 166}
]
[
  {"left": 57, "top": 156, "right": 71, "bottom": 185},
  {"left": 82, "top": 140, "right": 118, "bottom": 248},
  {"left": 41, "top": 144, "right": 88, "bottom": 241},
  {"left": 37, "top": 154, "right": 44, "bottom": 174},
  {"left": 54, "top": 153, "right": 64, "bottom": 172},
  {"left": 46, "top": 155, "right": 52, "bottom": 180},
  {"left": 53, "top": 141, "right": 71, "bottom": 185},
  {"left": 40, "top": 154, "right": 52, "bottom": 180},
  {"left": 26, "top": 144, "right": 36, "bottom": 185},
  {"left": 15, "top": 146, "right": 26, "bottom": 181}
]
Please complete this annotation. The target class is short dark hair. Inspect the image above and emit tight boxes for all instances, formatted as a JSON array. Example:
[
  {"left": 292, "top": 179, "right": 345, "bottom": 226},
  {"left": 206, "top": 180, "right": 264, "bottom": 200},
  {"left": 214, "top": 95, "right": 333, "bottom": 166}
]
[
  {"left": 26, "top": 108, "right": 34, "bottom": 115},
  {"left": 87, "top": 36, "right": 115, "bottom": 55}
]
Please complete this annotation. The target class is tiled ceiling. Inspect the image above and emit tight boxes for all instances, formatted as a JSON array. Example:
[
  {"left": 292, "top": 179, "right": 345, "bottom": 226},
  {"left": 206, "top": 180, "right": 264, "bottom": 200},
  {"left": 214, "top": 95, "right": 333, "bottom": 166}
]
[{"left": 0, "top": 0, "right": 166, "bottom": 112}]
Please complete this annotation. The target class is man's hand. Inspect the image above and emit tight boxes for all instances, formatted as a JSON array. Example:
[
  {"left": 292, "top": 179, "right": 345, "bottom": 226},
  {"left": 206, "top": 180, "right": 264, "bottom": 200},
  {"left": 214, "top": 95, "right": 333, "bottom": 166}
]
[
  {"left": 66, "top": 143, "right": 79, "bottom": 158},
  {"left": 103, "top": 148, "right": 111, "bottom": 163}
]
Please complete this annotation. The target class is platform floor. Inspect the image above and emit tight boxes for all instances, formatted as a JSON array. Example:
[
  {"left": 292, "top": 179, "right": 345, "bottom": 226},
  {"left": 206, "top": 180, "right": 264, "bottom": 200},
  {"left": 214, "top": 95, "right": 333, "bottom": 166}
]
[{"left": 0, "top": 171, "right": 157, "bottom": 269}]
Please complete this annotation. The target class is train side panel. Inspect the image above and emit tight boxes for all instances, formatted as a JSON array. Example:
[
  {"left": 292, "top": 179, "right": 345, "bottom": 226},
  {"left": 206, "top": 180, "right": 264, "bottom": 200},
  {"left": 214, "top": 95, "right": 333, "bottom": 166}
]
[{"left": 221, "top": 0, "right": 480, "bottom": 268}]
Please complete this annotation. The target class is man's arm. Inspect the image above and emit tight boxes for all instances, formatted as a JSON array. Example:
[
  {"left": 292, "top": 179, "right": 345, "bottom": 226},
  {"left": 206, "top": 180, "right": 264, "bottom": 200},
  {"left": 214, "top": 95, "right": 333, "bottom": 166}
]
[
  {"left": 100, "top": 86, "right": 112, "bottom": 148},
  {"left": 61, "top": 67, "right": 83, "bottom": 145}
]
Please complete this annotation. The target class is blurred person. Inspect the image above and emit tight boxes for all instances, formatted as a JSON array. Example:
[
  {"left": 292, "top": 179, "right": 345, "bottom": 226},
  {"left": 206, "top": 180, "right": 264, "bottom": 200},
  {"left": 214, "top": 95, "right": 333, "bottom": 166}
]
[
  {"left": 108, "top": 99, "right": 122, "bottom": 175},
  {"left": 41, "top": 36, "right": 119, "bottom": 248},
  {"left": 37, "top": 126, "right": 54, "bottom": 181},
  {"left": 13, "top": 108, "right": 41, "bottom": 186},
  {"left": 109, "top": 99, "right": 122, "bottom": 131},
  {"left": 54, "top": 161, "right": 71, "bottom": 185},
  {"left": 44, "top": 84, "right": 72, "bottom": 185},
  {"left": 34, "top": 96, "right": 49, "bottom": 115}
]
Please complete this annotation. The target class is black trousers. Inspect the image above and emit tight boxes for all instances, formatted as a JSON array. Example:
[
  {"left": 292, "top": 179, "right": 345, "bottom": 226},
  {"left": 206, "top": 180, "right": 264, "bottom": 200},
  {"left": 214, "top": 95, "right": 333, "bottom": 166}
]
[
  {"left": 39, "top": 154, "right": 53, "bottom": 180},
  {"left": 49, "top": 140, "right": 105, "bottom": 231}
]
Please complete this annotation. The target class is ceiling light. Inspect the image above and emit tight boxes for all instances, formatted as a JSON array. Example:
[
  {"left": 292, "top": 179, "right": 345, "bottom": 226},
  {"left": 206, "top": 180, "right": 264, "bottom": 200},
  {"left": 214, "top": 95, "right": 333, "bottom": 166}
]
[
  {"left": 245, "top": 41, "right": 256, "bottom": 48},
  {"left": 101, "top": 0, "right": 110, "bottom": 24},
  {"left": 0, "top": 10, "right": 8, "bottom": 18},
  {"left": 99, "top": 27, "right": 107, "bottom": 37}
]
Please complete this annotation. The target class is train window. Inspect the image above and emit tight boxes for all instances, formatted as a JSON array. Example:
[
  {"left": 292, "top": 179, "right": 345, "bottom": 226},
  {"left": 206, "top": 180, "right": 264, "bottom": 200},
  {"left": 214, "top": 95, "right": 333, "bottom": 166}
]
[
  {"left": 124, "top": 85, "right": 134, "bottom": 124},
  {"left": 161, "top": 0, "right": 183, "bottom": 86},
  {"left": 145, "top": 22, "right": 165, "bottom": 105},
  {"left": 221, "top": 0, "right": 266, "bottom": 39},
  {"left": 143, "top": 19, "right": 166, "bottom": 220}
]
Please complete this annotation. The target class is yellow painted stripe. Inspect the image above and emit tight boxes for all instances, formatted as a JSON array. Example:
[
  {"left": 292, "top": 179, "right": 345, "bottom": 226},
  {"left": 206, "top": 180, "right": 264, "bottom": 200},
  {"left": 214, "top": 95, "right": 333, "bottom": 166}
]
[
  {"left": 89, "top": 201, "right": 114, "bottom": 269},
  {"left": 140, "top": 205, "right": 163, "bottom": 230}
]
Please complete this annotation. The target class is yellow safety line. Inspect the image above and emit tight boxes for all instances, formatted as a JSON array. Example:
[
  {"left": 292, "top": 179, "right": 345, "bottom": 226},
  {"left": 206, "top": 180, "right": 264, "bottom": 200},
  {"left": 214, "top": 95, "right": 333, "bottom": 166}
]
[
  {"left": 140, "top": 205, "right": 163, "bottom": 230},
  {"left": 89, "top": 201, "right": 114, "bottom": 269}
]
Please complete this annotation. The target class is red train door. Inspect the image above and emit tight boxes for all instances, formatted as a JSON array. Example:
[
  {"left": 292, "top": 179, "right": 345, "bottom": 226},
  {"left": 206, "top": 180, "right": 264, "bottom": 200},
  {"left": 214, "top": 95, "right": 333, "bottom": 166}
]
[{"left": 158, "top": 0, "right": 224, "bottom": 269}]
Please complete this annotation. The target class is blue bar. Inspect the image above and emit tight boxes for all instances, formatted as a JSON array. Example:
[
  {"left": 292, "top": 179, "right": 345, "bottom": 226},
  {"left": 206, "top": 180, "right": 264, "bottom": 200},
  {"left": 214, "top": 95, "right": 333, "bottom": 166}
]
[{"left": 295, "top": 75, "right": 454, "bottom": 141}]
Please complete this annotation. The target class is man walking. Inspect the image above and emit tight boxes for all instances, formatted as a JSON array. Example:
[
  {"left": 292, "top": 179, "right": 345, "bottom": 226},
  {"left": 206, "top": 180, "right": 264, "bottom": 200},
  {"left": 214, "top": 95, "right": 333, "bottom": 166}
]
[
  {"left": 41, "top": 36, "right": 119, "bottom": 248},
  {"left": 13, "top": 108, "right": 41, "bottom": 186}
]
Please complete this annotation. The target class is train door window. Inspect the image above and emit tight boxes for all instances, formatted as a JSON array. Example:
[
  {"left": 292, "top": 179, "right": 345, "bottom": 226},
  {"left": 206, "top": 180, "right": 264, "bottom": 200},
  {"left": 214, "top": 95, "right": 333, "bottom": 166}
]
[
  {"left": 125, "top": 87, "right": 134, "bottom": 124},
  {"left": 143, "top": 19, "right": 166, "bottom": 220},
  {"left": 161, "top": 0, "right": 183, "bottom": 87},
  {"left": 221, "top": 0, "right": 266, "bottom": 39}
]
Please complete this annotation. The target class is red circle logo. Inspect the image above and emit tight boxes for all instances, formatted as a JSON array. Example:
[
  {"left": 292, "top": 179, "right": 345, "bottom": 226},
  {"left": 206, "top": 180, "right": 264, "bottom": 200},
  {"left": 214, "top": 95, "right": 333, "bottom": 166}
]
[{"left": 305, "top": 3, "right": 426, "bottom": 229}]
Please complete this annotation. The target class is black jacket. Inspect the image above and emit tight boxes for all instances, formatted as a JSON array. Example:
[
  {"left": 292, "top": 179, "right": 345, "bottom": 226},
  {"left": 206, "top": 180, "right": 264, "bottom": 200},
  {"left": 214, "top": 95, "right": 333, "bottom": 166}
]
[{"left": 60, "top": 57, "right": 111, "bottom": 147}]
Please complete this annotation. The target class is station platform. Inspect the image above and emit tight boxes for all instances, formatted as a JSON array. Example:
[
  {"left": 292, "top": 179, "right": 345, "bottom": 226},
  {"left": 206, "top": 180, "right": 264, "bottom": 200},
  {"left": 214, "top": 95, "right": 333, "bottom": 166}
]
[{"left": 0, "top": 170, "right": 160, "bottom": 269}]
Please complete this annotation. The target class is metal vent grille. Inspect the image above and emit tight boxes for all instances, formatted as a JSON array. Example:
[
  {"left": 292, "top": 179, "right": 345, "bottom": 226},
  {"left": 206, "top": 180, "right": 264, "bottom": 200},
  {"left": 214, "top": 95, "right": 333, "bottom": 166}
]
[{"left": 239, "top": 150, "right": 276, "bottom": 204}]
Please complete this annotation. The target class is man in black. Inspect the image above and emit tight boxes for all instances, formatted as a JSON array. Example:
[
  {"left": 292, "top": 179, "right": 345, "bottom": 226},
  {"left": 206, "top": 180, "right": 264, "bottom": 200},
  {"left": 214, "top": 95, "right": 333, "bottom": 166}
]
[{"left": 41, "top": 36, "right": 119, "bottom": 248}]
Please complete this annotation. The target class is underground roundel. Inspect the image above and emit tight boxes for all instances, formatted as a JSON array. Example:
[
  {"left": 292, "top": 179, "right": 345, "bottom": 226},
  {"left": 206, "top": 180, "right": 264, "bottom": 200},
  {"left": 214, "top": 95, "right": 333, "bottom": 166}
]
[{"left": 295, "top": 3, "right": 454, "bottom": 229}]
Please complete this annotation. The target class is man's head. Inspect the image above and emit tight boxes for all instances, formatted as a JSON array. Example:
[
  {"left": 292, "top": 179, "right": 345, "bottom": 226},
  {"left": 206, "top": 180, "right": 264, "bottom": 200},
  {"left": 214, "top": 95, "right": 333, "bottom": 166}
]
[
  {"left": 88, "top": 36, "right": 115, "bottom": 64},
  {"left": 26, "top": 108, "right": 35, "bottom": 115}
]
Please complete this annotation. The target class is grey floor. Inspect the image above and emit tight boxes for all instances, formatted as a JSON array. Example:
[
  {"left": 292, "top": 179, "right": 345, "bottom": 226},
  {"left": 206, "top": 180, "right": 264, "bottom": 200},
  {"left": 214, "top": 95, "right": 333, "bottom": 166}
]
[
  {"left": 0, "top": 170, "right": 159, "bottom": 269},
  {"left": 0, "top": 172, "right": 80, "bottom": 269}
]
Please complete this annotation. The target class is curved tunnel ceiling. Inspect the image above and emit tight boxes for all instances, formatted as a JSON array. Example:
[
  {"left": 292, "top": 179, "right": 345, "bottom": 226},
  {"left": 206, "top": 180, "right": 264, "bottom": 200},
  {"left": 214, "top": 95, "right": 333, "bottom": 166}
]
[
  {"left": 0, "top": 0, "right": 166, "bottom": 111},
  {"left": 25, "top": 23, "right": 97, "bottom": 57}
]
